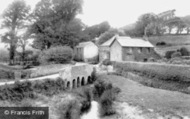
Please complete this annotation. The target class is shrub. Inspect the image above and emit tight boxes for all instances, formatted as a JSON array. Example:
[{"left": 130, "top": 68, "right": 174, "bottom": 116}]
[
  {"left": 171, "top": 52, "right": 182, "bottom": 58},
  {"left": 0, "top": 69, "right": 15, "bottom": 79},
  {"left": 39, "top": 46, "right": 74, "bottom": 64},
  {"left": 59, "top": 100, "right": 80, "bottom": 119},
  {"left": 165, "top": 51, "right": 176, "bottom": 59},
  {"left": 92, "top": 80, "right": 121, "bottom": 117},
  {"left": 156, "top": 41, "right": 166, "bottom": 46},
  {"left": 0, "top": 77, "right": 66, "bottom": 101},
  {"left": 179, "top": 47, "right": 189, "bottom": 56},
  {"left": 102, "top": 59, "right": 112, "bottom": 66}
]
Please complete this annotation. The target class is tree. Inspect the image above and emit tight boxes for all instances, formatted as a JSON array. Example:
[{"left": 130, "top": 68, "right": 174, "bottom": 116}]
[
  {"left": 1, "top": 0, "right": 31, "bottom": 65},
  {"left": 97, "top": 29, "right": 125, "bottom": 45},
  {"left": 135, "top": 13, "right": 157, "bottom": 37},
  {"left": 83, "top": 21, "right": 111, "bottom": 40},
  {"left": 31, "top": 0, "right": 84, "bottom": 50},
  {"left": 181, "top": 15, "right": 190, "bottom": 34}
]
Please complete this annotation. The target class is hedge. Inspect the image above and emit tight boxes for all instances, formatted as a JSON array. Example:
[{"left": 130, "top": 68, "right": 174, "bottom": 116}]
[{"left": 113, "top": 62, "right": 190, "bottom": 82}]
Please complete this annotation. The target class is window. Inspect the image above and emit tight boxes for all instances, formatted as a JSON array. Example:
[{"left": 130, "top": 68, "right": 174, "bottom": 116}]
[
  {"left": 138, "top": 48, "right": 142, "bottom": 53},
  {"left": 128, "top": 48, "right": 132, "bottom": 53},
  {"left": 147, "top": 48, "right": 151, "bottom": 53}
]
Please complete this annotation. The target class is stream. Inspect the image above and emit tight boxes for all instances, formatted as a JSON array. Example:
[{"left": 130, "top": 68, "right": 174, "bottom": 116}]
[{"left": 81, "top": 101, "right": 100, "bottom": 119}]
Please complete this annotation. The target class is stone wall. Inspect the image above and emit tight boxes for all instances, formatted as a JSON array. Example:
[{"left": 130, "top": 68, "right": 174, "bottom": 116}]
[{"left": 59, "top": 64, "right": 94, "bottom": 89}]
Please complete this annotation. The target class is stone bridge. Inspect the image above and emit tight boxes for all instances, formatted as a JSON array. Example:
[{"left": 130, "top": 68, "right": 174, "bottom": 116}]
[{"left": 59, "top": 64, "right": 94, "bottom": 89}]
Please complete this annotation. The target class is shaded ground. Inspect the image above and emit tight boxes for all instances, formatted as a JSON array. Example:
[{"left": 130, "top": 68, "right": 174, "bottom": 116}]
[{"left": 98, "top": 74, "right": 190, "bottom": 117}]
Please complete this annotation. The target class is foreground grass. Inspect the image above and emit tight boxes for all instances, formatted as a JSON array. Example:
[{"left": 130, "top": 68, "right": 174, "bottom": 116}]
[{"left": 98, "top": 74, "right": 190, "bottom": 117}]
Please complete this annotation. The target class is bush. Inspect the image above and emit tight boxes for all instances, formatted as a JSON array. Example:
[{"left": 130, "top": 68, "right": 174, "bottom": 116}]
[
  {"left": 156, "top": 41, "right": 166, "bottom": 46},
  {"left": 92, "top": 79, "right": 121, "bottom": 117},
  {"left": 179, "top": 47, "right": 189, "bottom": 56},
  {"left": 165, "top": 51, "right": 176, "bottom": 59},
  {"left": 0, "top": 69, "right": 15, "bottom": 79},
  {"left": 0, "top": 77, "right": 66, "bottom": 101},
  {"left": 171, "top": 52, "right": 182, "bottom": 58},
  {"left": 102, "top": 59, "right": 112, "bottom": 66},
  {"left": 39, "top": 46, "right": 74, "bottom": 64},
  {"left": 59, "top": 100, "right": 80, "bottom": 119}
]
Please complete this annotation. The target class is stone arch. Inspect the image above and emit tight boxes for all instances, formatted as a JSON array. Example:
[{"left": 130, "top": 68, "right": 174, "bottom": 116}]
[
  {"left": 81, "top": 77, "right": 85, "bottom": 86},
  {"left": 67, "top": 81, "right": 70, "bottom": 89},
  {"left": 77, "top": 77, "right": 80, "bottom": 87},
  {"left": 87, "top": 76, "right": 92, "bottom": 84},
  {"left": 72, "top": 79, "right": 76, "bottom": 88}
]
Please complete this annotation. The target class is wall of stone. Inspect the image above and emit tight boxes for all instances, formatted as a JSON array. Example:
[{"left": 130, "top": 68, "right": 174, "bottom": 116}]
[{"left": 59, "top": 64, "right": 94, "bottom": 89}]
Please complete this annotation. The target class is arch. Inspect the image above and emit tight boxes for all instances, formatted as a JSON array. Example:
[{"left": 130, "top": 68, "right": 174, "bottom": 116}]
[
  {"left": 77, "top": 77, "right": 80, "bottom": 87},
  {"left": 81, "top": 77, "right": 85, "bottom": 86},
  {"left": 87, "top": 76, "right": 92, "bottom": 84},
  {"left": 67, "top": 81, "right": 70, "bottom": 89},
  {"left": 72, "top": 79, "right": 76, "bottom": 88}
]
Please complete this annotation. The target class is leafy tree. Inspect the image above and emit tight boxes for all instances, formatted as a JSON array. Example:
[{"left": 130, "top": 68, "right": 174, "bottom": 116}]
[
  {"left": 1, "top": 0, "right": 31, "bottom": 65},
  {"left": 97, "top": 29, "right": 125, "bottom": 45},
  {"left": 83, "top": 21, "right": 111, "bottom": 40},
  {"left": 181, "top": 15, "right": 190, "bottom": 34},
  {"left": 31, "top": 0, "right": 84, "bottom": 50},
  {"left": 135, "top": 13, "right": 157, "bottom": 37}
]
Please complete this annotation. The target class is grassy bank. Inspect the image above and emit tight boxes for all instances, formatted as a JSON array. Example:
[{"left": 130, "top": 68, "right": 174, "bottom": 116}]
[{"left": 114, "top": 61, "right": 190, "bottom": 82}]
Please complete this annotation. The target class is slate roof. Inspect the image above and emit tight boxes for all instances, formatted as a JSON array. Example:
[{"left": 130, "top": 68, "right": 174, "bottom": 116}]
[{"left": 101, "top": 35, "right": 154, "bottom": 48}]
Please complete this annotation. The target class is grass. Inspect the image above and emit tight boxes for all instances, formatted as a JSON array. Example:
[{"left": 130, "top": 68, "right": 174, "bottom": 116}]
[
  {"left": 148, "top": 35, "right": 190, "bottom": 46},
  {"left": 148, "top": 35, "right": 190, "bottom": 56},
  {"left": 98, "top": 74, "right": 190, "bottom": 117},
  {"left": 114, "top": 61, "right": 190, "bottom": 82}
]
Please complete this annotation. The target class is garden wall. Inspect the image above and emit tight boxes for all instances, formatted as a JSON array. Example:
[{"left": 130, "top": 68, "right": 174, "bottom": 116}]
[{"left": 113, "top": 61, "right": 190, "bottom": 82}]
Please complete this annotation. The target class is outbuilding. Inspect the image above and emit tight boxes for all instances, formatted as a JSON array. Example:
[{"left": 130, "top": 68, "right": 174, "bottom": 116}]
[{"left": 74, "top": 41, "right": 99, "bottom": 63}]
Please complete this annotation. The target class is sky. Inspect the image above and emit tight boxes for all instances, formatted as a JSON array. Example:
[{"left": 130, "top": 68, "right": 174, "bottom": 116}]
[{"left": 0, "top": 0, "right": 190, "bottom": 28}]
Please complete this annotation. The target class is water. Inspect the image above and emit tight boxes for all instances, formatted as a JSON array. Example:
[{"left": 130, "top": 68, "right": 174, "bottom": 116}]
[{"left": 81, "top": 101, "right": 99, "bottom": 119}]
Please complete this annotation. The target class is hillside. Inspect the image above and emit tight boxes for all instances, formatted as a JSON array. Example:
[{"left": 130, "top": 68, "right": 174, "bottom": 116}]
[{"left": 148, "top": 35, "right": 190, "bottom": 56}]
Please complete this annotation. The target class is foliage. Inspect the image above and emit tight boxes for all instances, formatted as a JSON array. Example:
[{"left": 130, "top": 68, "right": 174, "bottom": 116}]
[
  {"left": 0, "top": 77, "right": 66, "bottom": 101},
  {"left": 114, "top": 62, "right": 190, "bottom": 82},
  {"left": 39, "top": 46, "right": 73, "bottom": 64},
  {"left": 92, "top": 79, "right": 121, "bottom": 116},
  {"left": 98, "top": 28, "right": 125, "bottom": 45},
  {"left": 135, "top": 13, "right": 158, "bottom": 37},
  {"left": 179, "top": 47, "right": 189, "bottom": 56},
  {"left": 102, "top": 59, "right": 112, "bottom": 66},
  {"left": 31, "top": 0, "right": 84, "bottom": 50},
  {"left": 0, "top": 69, "right": 15, "bottom": 79},
  {"left": 171, "top": 52, "right": 182, "bottom": 58},
  {"left": 156, "top": 41, "right": 166, "bottom": 46},
  {"left": 83, "top": 21, "right": 111, "bottom": 40},
  {"left": 91, "top": 67, "right": 97, "bottom": 83},
  {"left": 1, "top": 0, "right": 31, "bottom": 65},
  {"left": 59, "top": 100, "right": 80, "bottom": 119},
  {"left": 165, "top": 51, "right": 176, "bottom": 59}
]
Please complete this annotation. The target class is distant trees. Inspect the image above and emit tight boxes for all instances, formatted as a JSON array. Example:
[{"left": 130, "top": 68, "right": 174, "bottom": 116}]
[
  {"left": 1, "top": 0, "right": 31, "bottom": 65},
  {"left": 123, "top": 12, "right": 190, "bottom": 37}
]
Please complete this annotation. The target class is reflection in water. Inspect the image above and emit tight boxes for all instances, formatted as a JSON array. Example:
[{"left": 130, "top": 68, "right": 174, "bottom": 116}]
[{"left": 81, "top": 101, "right": 99, "bottom": 119}]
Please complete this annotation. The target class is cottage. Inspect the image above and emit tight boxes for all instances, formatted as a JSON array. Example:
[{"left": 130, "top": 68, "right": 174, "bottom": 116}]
[
  {"left": 99, "top": 35, "right": 158, "bottom": 62},
  {"left": 74, "top": 41, "right": 99, "bottom": 63}
]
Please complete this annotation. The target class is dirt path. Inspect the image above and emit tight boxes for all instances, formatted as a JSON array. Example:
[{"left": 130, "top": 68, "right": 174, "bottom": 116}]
[{"left": 99, "top": 74, "right": 190, "bottom": 117}]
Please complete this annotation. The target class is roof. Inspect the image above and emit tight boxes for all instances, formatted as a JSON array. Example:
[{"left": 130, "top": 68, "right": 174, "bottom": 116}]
[
  {"left": 76, "top": 41, "right": 96, "bottom": 48},
  {"left": 101, "top": 35, "right": 154, "bottom": 48}
]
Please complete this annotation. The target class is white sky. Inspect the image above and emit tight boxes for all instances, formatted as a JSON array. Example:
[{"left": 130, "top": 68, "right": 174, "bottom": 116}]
[{"left": 0, "top": 0, "right": 190, "bottom": 28}]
